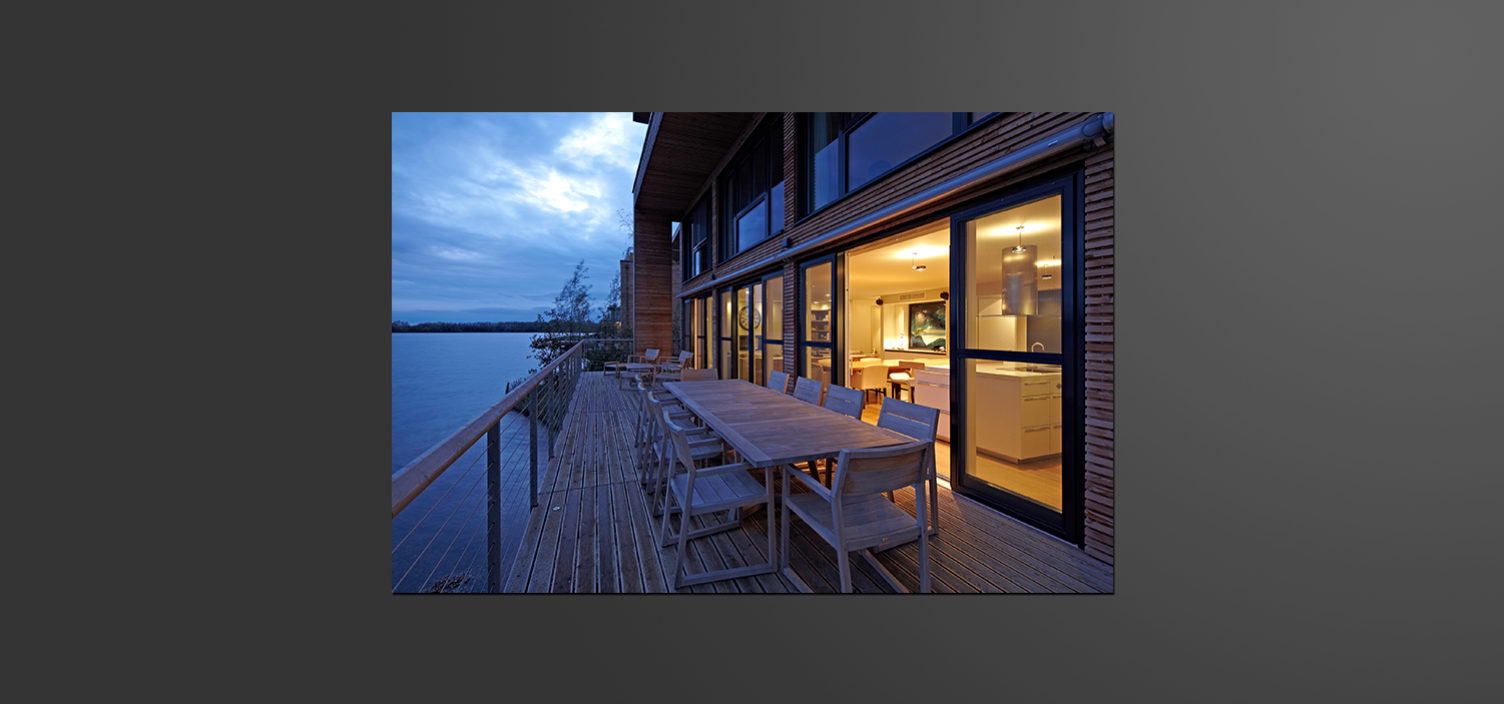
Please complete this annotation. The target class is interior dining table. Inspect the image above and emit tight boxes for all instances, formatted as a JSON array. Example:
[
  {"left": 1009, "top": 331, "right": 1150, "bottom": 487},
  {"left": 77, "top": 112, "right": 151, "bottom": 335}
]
[{"left": 663, "top": 378, "right": 934, "bottom": 587}]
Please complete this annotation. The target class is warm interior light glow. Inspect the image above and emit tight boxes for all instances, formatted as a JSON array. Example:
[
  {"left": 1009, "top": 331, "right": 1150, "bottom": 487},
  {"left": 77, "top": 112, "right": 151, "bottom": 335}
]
[{"left": 1035, "top": 259, "right": 1061, "bottom": 268}]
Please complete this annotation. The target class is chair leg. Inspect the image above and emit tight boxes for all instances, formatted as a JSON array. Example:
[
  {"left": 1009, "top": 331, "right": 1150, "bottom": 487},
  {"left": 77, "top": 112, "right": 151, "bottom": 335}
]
[
  {"left": 838, "top": 549, "right": 852, "bottom": 593},
  {"left": 672, "top": 503, "right": 692, "bottom": 590}
]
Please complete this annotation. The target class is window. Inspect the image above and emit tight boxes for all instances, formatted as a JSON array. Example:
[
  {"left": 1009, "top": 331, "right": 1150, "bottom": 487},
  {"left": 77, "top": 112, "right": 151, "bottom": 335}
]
[
  {"left": 802, "top": 112, "right": 992, "bottom": 215},
  {"left": 719, "top": 115, "right": 785, "bottom": 261},
  {"left": 682, "top": 195, "right": 710, "bottom": 280}
]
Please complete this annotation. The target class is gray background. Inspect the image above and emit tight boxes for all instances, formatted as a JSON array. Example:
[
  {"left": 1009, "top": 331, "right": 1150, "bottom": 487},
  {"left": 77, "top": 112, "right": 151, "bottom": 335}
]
[{"left": 250, "top": 0, "right": 1504, "bottom": 700}]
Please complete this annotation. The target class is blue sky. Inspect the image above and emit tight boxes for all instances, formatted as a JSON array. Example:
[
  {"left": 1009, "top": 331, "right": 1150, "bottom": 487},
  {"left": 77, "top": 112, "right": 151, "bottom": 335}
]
[{"left": 392, "top": 113, "right": 649, "bottom": 323}]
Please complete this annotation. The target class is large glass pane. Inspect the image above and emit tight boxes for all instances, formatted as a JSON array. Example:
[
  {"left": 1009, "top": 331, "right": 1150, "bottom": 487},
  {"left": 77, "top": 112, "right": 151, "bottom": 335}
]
[
  {"left": 964, "top": 194, "right": 1064, "bottom": 353},
  {"left": 807, "top": 113, "right": 843, "bottom": 210},
  {"left": 961, "top": 359, "right": 1063, "bottom": 511},
  {"left": 804, "top": 260, "right": 834, "bottom": 384},
  {"left": 736, "top": 199, "right": 768, "bottom": 253},
  {"left": 691, "top": 297, "right": 706, "bottom": 368},
  {"left": 805, "top": 346, "right": 832, "bottom": 384},
  {"left": 751, "top": 283, "right": 764, "bottom": 385},
  {"left": 847, "top": 112, "right": 954, "bottom": 191},
  {"left": 735, "top": 286, "right": 753, "bottom": 382},
  {"left": 765, "top": 275, "right": 783, "bottom": 380},
  {"left": 720, "top": 290, "right": 734, "bottom": 377},
  {"left": 805, "top": 262, "right": 832, "bottom": 344},
  {"left": 769, "top": 181, "right": 785, "bottom": 234},
  {"left": 702, "top": 296, "right": 715, "bottom": 373}
]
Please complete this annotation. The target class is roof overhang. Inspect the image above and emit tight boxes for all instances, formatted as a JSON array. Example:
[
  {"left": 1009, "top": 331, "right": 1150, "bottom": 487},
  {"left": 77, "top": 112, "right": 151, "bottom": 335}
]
[{"left": 632, "top": 112, "right": 757, "bottom": 219}]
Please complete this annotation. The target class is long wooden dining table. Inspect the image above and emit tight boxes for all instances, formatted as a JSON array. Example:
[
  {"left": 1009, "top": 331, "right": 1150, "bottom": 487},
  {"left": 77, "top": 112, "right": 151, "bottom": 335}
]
[
  {"left": 663, "top": 378, "right": 935, "bottom": 589},
  {"left": 663, "top": 379, "right": 916, "bottom": 469}
]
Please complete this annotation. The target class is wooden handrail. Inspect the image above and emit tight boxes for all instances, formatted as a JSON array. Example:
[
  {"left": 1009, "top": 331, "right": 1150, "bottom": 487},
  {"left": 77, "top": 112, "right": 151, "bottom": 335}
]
[{"left": 392, "top": 340, "right": 589, "bottom": 517}]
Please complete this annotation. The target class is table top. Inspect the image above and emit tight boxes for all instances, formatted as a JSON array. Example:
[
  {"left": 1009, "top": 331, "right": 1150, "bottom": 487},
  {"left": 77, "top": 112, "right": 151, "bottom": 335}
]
[{"left": 664, "top": 379, "right": 915, "bottom": 468}]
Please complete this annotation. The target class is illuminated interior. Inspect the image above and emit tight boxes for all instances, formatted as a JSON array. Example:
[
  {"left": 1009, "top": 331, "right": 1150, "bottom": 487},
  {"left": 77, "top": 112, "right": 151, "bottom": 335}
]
[{"left": 839, "top": 210, "right": 1063, "bottom": 511}]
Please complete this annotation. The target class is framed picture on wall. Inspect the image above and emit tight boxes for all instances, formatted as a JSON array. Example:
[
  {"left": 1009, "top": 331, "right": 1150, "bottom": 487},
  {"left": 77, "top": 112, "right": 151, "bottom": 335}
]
[{"left": 908, "top": 301, "right": 947, "bottom": 352}]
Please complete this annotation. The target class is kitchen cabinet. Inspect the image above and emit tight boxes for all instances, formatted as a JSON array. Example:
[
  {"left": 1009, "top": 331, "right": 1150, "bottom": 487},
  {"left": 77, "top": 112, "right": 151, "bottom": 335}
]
[
  {"left": 971, "top": 364, "right": 1061, "bottom": 463},
  {"left": 911, "top": 363, "right": 1061, "bottom": 462}
]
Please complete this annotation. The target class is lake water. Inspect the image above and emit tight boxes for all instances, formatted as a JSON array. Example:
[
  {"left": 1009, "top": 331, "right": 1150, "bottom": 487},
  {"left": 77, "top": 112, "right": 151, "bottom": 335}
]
[{"left": 391, "top": 332, "right": 538, "bottom": 473}]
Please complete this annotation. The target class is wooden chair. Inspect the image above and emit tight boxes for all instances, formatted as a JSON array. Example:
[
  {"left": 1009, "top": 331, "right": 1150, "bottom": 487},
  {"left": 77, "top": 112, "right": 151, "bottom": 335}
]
[
  {"left": 876, "top": 396, "right": 942, "bottom": 534},
  {"left": 636, "top": 378, "right": 721, "bottom": 497},
  {"left": 767, "top": 369, "right": 790, "bottom": 395},
  {"left": 791, "top": 376, "right": 823, "bottom": 405},
  {"left": 658, "top": 408, "right": 777, "bottom": 589},
  {"left": 820, "top": 384, "right": 864, "bottom": 419},
  {"left": 888, "top": 361, "right": 924, "bottom": 402},
  {"left": 624, "top": 348, "right": 661, "bottom": 383},
  {"left": 780, "top": 440, "right": 932, "bottom": 593},
  {"left": 654, "top": 350, "right": 695, "bottom": 381}
]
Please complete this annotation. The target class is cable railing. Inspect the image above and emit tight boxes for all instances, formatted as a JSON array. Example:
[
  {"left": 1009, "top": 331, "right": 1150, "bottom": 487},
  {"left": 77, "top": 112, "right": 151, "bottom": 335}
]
[{"left": 391, "top": 338, "right": 632, "bottom": 593}]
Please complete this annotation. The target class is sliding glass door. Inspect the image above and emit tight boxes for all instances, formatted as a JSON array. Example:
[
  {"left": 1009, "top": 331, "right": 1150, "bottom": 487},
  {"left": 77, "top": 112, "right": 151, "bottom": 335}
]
[
  {"left": 951, "top": 173, "right": 1084, "bottom": 542},
  {"left": 801, "top": 256, "right": 838, "bottom": 385},
  {"left": 763, "top": 273, "right": 784, "bottom": 380}
]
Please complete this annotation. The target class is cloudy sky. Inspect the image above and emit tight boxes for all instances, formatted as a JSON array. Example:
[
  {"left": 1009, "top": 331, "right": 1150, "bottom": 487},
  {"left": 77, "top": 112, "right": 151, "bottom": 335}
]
[{"left": 392, "top": 113, "right": 649, "bottom": 323}]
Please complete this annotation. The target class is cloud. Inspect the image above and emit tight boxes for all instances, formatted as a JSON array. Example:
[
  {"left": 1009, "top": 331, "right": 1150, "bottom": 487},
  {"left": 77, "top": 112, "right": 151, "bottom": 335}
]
[{"left": 393, "top": 113, "right": 647, "bottom": 323}]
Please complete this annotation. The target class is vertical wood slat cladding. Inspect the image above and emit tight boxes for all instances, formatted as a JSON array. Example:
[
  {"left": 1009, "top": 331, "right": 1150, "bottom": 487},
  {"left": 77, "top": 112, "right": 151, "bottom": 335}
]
[
  {"left": 632, "top": 212, "right": 673, "bottom": 357},
  {"left": 1082, "top": 148, "right": 1114, "bottom": 565}
]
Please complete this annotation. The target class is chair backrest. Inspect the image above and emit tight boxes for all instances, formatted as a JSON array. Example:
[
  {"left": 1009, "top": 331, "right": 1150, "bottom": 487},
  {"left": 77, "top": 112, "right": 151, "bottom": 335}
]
[
  {"left": 820, "top": 384, "right": 863, "bottom": 419},
  {"left": 644, "top": 348, "right": 660, "bottom": 361},
  {"left": 876, "top": 396, "right": 939, "bottom": 442},
  {"left": 681, "top": 367, "right": 717, "bottom": 381},
  {"left": 792, "top": 376, "right": 823, "bottom": 405},
  {"left": 897, "top": 360, "right": 925, "bottom": 370},
  {"left": 675, "top": 350, "right": 693, "bottom": 364},
  {"left": 659, "top": 405, "right": 699, "bottom": 472},
  {"left": 833, "top": 440, "right": 931, "bottom": 496},
  {"left": 767, "top": 369, "right": 790, "bottom": 394}
]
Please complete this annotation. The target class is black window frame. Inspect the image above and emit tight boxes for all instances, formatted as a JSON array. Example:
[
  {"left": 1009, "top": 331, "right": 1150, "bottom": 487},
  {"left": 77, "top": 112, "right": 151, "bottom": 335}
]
[
  {"left": 799, "top": 112, "right": 1007, "bottom": 219},
  {"left": 718, "top": 114, "right": 786, "bottom": 263},
  {"left": 682, "top": 194, "right": 710, "bottom": 282}
]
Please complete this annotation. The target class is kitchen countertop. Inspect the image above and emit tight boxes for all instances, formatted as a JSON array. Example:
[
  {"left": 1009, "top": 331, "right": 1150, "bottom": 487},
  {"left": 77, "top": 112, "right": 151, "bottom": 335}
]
[{"left": 916, "top": 362, "right": 1060, "bottom": 379}]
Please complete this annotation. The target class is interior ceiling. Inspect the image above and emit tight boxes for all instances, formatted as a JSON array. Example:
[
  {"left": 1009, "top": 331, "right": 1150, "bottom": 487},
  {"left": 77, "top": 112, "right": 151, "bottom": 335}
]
[{"left": 846, "top": 194, "right": 1063, "bottom": 297}]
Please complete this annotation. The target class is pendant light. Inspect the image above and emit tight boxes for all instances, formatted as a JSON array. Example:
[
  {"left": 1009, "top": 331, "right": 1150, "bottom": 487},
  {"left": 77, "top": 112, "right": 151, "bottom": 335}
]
[
  {"left": 1010, "top": 224, "right": 1028, "bottom": 254},
  {"left": 910, "top": 251, "right": 926, "bottom": 272}
]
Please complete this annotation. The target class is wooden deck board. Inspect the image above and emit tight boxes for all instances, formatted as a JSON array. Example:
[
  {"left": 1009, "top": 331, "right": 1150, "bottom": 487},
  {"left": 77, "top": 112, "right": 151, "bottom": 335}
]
[{"left": 503, "top": 372, "right": 1114, "bottom": 593}]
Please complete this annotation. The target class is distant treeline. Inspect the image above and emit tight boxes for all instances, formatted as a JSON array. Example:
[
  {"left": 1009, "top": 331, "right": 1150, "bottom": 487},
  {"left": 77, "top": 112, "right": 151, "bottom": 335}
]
[{"left": 392, "top": 321, "right": 597, "bottom": 333}]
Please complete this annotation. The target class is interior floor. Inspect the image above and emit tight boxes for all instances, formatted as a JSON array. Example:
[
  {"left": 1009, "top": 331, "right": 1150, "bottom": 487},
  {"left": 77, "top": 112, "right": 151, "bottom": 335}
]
[{"left": 858, "top": 402, "right": 1062, "bottom": 511}]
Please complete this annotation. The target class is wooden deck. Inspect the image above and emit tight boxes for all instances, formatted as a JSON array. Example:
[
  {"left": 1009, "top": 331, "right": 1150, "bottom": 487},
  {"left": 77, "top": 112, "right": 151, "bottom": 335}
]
[{"left": 504, "top": 372, "right": 1114, "bottom": 593}]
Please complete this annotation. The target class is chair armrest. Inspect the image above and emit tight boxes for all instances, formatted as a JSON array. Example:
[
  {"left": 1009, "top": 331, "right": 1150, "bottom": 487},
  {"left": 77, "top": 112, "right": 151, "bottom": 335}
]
[
  {"left": 693, "top": 461, "right": 752, "bottom": 478},
  {"left": 782, "top": 464, "right": 833, "bottom": 501}
]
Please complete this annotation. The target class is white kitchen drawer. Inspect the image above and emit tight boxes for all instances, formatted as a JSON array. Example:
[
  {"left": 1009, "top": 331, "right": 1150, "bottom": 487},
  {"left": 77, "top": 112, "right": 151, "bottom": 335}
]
[
  {"left": 937, "top": 411, "right": 951, "bottom": 442},
  {"left": 1021, "top": 426, "right": 1051, "bottom": 459},
  {"left": 1020, "top": 395, "right": 1052, "bottom": 427},
  {"left": 1021, "top": 377, "right": 1057, "bottom": 397},
  {"left": 1049, "top": 424, "right": 1062, "bottom": 454}
]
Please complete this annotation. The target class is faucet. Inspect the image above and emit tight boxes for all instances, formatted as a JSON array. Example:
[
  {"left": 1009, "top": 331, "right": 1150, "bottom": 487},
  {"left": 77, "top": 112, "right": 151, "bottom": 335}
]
[{"left": 1030, "top": 342, "right": 1046, "bottom": 353}]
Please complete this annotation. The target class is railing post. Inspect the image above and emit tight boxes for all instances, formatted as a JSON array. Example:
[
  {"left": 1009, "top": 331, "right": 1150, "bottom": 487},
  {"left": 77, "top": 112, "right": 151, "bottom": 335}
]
[
  {"left": 486, "top": 422, "right": 501, "bottom": 593},
  {"left": 547, "top": 366, "right": 558, "bottom": 452},
  {"left": 529, "top": 392, "right": 538, "bottom": 508}
]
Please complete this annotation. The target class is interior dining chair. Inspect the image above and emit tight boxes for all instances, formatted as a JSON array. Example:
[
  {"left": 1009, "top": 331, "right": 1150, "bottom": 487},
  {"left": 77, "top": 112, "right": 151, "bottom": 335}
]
[
  {"left": 767, "top": 369, "right": 790, "bottom": 395},
  {"left": 876, "top": 395, "right": 942, "bottom": 534},
  {"left": 780, "top": 440, "right": 932, "bottom": 593},
  {"left": 792, "top": 376, "right": 823, "bottom": 405},
  {"left": 658, "top": 408, "right": 777, "bottom": 589}
]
